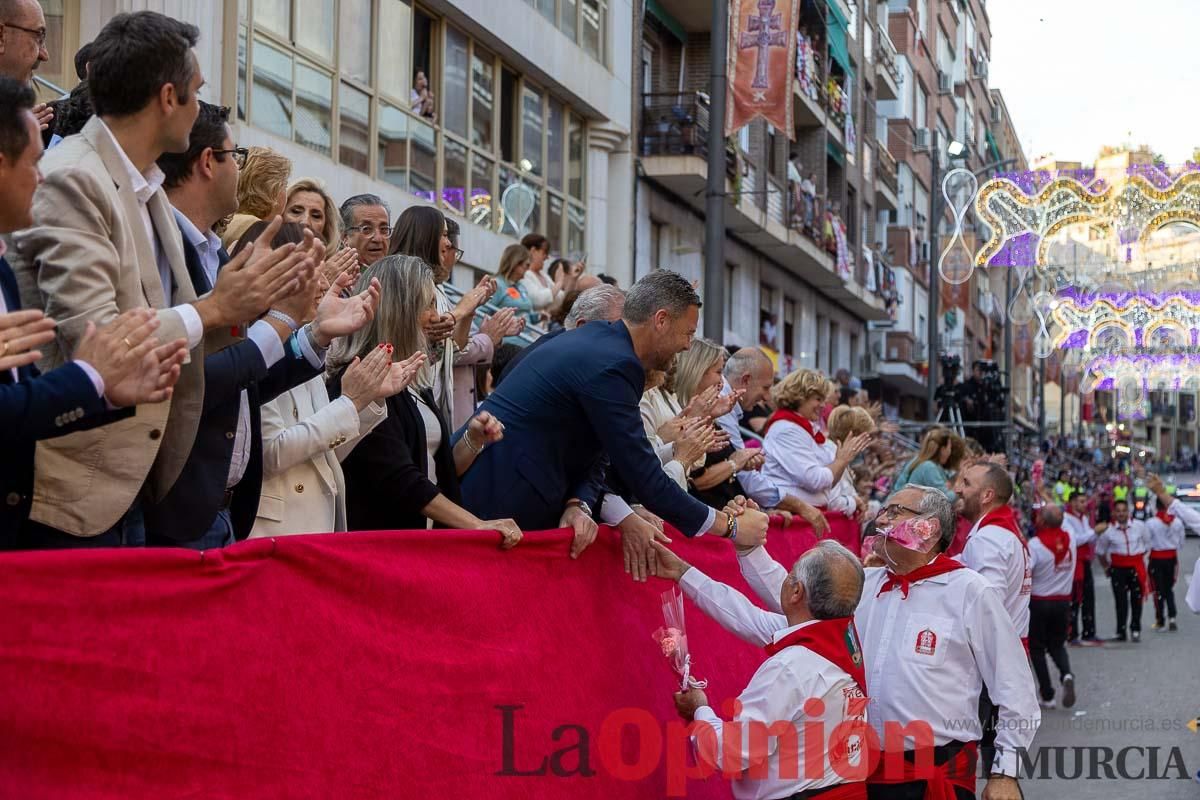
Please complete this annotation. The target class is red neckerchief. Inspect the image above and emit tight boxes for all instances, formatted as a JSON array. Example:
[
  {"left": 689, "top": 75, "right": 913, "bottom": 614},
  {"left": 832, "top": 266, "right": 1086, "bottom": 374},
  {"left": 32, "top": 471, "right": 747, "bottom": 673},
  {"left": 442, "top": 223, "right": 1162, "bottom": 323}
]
[
  {"left": 1035, "top": 527, "right": 1071, "bottom": 566},
  {"left": 765, "top": 408, "right": 825, "bottom": 444},
  {"left": 1156, "top": 508, "right": 1175, "bottom": 525},
  {"left": 975, "top": 504, "right": 1029, "bottom": 554},
  {"left": 877, "top": 555, "right": 967, "bottom": 598},
  {"left": 764, "top": 617, "right": 868, "bottom": 697}
]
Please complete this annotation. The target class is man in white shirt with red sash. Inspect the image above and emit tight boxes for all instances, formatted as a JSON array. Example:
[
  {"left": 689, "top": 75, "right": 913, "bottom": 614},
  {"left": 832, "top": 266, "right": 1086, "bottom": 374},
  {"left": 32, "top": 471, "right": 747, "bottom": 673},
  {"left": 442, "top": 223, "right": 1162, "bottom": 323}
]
[
  {"left": 954, "top": 463, "right": 1031, "bottom": 774},
  {"left": 737, "top": 485, "right": 1038, "bottom": 800},
  {"left": 1147, "top": 475, "right": 1188, "bottom": 631},
  {"left": 1095, "top": 498, "right": 1150, "bottom": 642},
  {"left": 1062, "top": 492, "right": 1104, "bottom": 644},
  {"left": 1028, "top": 504, "right": 1092, "bottom": 709},
  {"left": 654, "top": 539, "right": 870, "bottom": 800}
]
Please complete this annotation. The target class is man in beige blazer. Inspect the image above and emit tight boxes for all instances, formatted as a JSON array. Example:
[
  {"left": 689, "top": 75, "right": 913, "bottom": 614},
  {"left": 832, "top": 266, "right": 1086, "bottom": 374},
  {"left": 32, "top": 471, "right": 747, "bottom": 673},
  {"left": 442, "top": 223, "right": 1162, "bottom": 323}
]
[{"left": 8, "top": 12, "right": 311, "bottom": 543}]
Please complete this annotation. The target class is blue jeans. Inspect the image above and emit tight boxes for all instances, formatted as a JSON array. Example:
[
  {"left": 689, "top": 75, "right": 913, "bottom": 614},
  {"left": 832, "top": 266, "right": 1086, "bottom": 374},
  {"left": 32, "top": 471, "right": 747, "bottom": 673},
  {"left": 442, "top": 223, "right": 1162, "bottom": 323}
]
[
  {"left": 14, "top": 504, "right": 145, "bottom": 550},
  {"left": 144, "top": 508, "right": 235, "bottom": 550}
]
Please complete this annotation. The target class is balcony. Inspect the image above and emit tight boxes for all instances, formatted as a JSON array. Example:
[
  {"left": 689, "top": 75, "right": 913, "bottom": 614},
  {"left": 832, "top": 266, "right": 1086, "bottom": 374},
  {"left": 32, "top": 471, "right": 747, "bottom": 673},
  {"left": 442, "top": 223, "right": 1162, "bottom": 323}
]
[
  {"left": 875, "top": 141, "right": 899, "bottom": 211},
  {"left": 874, "top": 28, "right": 901, "bottom": 101},
  {"left": 639, "top": 91, "right": 734, "bottom": 203}
]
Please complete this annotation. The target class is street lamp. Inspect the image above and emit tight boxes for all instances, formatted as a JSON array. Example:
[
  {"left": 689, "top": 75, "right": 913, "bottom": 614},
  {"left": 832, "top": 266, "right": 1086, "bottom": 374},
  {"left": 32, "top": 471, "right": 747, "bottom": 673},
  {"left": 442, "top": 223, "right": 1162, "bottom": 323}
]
[{"left": 926, "top": 133, "right": 966, "bottom": 422}]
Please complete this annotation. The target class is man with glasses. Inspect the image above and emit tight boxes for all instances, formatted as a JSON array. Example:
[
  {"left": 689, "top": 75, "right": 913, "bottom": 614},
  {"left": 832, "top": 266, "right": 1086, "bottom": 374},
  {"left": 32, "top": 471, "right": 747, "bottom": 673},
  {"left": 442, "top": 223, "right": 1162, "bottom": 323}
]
[
  {"left": 0, "top": 0, "right": 53, "bottom": 130},
  {"left": 339, "top": 194, "right": 392, "bottom": 268},
  {"left": 148, "top": 100, "right": 356, "bottom": 548},
  {"left": 737, "top": 486, "right": 1038, "bottom": 800}
]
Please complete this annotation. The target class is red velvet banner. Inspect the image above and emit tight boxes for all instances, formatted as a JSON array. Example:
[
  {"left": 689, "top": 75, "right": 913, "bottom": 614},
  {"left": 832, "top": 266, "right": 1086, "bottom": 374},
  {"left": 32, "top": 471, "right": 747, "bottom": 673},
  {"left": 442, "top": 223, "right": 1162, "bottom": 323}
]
[{"left": 0, "top": 517, "right": 858, "bottom": 798}]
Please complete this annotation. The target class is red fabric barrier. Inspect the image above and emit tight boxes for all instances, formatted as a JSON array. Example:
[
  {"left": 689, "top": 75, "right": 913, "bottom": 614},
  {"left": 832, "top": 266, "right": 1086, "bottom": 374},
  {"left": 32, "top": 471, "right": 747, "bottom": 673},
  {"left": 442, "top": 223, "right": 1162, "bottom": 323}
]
[{"left": 0, "top": 517, "right": 839, "bottom": 798}]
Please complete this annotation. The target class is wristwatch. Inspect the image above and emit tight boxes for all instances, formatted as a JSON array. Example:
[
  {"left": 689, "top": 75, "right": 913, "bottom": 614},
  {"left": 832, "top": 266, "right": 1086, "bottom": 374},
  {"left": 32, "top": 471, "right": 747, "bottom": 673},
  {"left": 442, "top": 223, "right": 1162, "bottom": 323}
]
[{"left": 567, "top": 499, "right": 593, "bottom": 518}]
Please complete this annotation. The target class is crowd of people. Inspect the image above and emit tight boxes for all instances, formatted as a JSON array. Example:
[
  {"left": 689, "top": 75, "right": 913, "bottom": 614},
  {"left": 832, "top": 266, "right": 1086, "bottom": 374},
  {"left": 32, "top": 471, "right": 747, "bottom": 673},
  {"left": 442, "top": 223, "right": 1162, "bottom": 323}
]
[{"left": 2, "top": 7, "right": 1199, "bottom": 800}]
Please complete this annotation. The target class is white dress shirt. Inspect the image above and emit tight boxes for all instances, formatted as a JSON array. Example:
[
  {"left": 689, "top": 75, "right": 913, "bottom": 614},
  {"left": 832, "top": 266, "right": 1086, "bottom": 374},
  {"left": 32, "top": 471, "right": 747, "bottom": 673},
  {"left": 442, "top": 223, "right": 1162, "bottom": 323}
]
[
  {"left": 96, "top": 119, "right": 203, "bottom": 349},
  {"left": 716, "top": 379, "right": 784, "bottom": 508},
  {"left": 1145, "top": 515, "right": 1185, "bottom": 552},
  {"left": 519, "top": 269, "right": 561, "bottom": 312},
  {"left": 1167, "top": 498, "right": 1200, "bottom": 537},
  {"left": 1029, "top": 528, "right": 1085, "bottom": 599},
  {"left": 679, "top": 567, "right": 866, "bottom": 799},
  {"left": 1061, "top": 512, "right": 1096, "bottom": 556},
  {"left": 174, "top": 209, "right": 296, "bottom": 489},
  {"left": 1095, "top": 520, "right": 1150, "bottom": 558},
  {"left": 761, "top": 418, "right": 836, "bottom": 508},
  {"left": 961, "top": 515, "right": 1032, "bottom": 637},
  {"left": 737, "top": 547, "right": 1040, "bottom": 778}
]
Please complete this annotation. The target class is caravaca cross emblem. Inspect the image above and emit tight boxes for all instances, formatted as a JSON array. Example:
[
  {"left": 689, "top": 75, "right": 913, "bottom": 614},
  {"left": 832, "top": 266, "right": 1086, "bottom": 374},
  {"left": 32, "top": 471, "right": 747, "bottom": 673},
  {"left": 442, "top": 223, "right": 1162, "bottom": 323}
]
[{"left": 740, "top": 0, "right": 787, "bottom": 98}]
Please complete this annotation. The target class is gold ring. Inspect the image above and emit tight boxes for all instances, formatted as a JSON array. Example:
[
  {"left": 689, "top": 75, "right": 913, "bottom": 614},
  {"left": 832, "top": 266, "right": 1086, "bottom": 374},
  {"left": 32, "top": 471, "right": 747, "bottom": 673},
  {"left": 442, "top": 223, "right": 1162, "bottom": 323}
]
[{"left": 122, "top": 337, "right": 134, "bottom": 348}]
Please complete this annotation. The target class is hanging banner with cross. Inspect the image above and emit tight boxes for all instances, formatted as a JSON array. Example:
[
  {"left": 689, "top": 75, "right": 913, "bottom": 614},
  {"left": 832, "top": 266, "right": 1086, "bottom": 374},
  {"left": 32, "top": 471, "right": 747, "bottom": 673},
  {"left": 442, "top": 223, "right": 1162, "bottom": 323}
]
[{"left": 725, "top": 0, "right": 800, "bottom": 137}]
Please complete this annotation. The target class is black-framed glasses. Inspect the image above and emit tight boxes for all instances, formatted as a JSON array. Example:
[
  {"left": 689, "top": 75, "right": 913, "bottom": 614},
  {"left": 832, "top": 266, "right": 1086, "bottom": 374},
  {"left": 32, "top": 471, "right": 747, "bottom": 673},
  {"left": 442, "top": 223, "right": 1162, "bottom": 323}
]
[
  {"left": 453, "top": 247, "right": 465, "bottom": 263},
  {"left": 346, "top": 223, "right": 392, "bottom": 238},
  {"left": 212, "top": 146, "right": 249, "bottom": 168},
  {"left": 3, "top": 22, "right": 46, "bottom": 47},
  {"left": 876, "top": 503, "right": 922, "bottom": 520}
]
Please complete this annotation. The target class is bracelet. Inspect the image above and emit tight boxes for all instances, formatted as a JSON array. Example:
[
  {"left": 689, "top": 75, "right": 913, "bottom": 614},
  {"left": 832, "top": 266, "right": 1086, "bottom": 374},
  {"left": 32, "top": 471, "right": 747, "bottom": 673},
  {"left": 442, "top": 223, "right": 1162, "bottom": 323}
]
[
  {"left": 463, "top": 430, "right": 482, "bottom": 454},
  {"left": 726, "top": 458, "right": 739, "bottom": 483},
  {"left": 265, "top": 309, "right": 300, "bottom": 331},
  {"left": 725, "top": 512, "right": 738, "bottom": 540}
]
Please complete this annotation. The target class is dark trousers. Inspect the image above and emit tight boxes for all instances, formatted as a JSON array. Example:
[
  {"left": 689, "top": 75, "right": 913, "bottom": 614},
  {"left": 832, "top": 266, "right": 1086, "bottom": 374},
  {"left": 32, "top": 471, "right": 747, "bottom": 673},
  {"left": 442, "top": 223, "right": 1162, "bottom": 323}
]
[
  {"left": 977, "top": 686, "right": 999, "bottom": 775},
  {"left": 1150, "top": 557, "right": 1178, "bottom": 624},
  {"left": 1070, "top": 559, "right": 1096, "bottom": 638},
  {"left": 1029, "top": 599, "right": 1072, "bottom": 700},
  {"left": 11, "top": 505, "right": 145, "bottom": 550},
  {"left": 866, "top": 743, "right": 979, "bottom": 799},
  {"left": 1110, "top": 565, "right": 1143, "bottom": 635}
]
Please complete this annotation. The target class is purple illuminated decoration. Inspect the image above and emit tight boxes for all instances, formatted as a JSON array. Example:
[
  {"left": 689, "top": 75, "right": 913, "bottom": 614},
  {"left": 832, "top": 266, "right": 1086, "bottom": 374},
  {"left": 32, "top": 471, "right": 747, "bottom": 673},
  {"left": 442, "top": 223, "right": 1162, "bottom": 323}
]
[{"left": 987, "top": 231, "right": 1039, "bottom": 268}]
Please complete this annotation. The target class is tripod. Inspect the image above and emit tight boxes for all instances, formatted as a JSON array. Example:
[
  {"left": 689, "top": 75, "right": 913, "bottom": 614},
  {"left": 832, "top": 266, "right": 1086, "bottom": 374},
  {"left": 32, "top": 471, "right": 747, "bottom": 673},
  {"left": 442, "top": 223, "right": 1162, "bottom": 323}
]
[{"left": 935, "top": 392, "right": 966, "bottom": 438}]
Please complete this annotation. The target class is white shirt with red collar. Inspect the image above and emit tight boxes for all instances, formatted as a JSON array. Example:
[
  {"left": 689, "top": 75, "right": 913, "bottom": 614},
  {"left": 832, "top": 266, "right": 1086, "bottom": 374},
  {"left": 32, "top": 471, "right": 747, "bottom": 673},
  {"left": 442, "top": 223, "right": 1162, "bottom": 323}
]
[
  {"left": 736, "top": 548, "right": 1040, "bottom": 779},
  {"left": 961, "top": 511, "right": 1032, "bottom": 637},
  {"left": 678, "top": 566, "right": 866, "bottom": 800},
  {"left": 1029, "top": 528, "right": 1080, "bottom": 600},
  {"left": 1145, "top": 513, "right": 1185, "bottom": 554},
  {"left": 1095, "top": 519, "right": 1150, "bottom": 558}
]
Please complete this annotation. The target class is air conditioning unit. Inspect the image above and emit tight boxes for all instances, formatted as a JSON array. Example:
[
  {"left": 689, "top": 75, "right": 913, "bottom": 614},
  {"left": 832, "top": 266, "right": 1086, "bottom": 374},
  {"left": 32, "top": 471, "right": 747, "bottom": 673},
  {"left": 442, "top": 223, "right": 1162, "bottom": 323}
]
[
  {"left": 913, "top": 128, "right": 931, "bottom": 150},
  {"left": 974, "top": 60, "right": 989, "bottom": 79},
  {"left": 990, "top": 105, "right": 1002, "bottom": 124},
  {"left": 937, "top": 71, "right": 952, "bottom": 93}
]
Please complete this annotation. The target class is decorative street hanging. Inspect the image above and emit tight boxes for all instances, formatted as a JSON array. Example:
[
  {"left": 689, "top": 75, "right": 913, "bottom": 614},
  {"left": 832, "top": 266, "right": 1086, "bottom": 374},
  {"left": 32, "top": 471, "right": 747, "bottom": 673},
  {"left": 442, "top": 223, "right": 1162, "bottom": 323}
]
[{"left": 726, "top": 0, "right": 800, "bottom": 137}]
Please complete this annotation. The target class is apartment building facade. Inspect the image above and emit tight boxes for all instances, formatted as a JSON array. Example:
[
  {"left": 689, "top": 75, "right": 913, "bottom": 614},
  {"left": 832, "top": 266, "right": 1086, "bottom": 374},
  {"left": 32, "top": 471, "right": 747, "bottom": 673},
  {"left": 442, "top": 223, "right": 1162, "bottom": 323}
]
[
  {"left": 37, "top": 0, "right": 637, "bottom": 292},
  {"left": 635, "top": 0, "right": 892, "bottom": 372}
]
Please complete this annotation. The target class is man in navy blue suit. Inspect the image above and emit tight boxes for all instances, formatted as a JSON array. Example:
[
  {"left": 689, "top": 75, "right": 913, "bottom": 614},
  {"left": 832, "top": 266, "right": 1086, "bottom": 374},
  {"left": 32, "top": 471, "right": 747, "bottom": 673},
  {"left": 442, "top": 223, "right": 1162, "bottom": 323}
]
[
  {"left": 0, "top": 76, "right": 189, "bottom": 545},
  {"left": 457, "top": 270, "right": 770, "bottom": 577},
  {"left": 141, "top": 101, "right": 380, "bottom": 547}
]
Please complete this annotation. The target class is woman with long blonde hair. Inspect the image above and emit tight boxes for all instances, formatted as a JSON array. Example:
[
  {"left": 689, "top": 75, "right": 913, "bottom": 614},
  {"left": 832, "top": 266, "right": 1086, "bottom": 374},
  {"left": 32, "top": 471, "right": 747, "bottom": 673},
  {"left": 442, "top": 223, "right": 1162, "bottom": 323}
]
[{"left": 890, "top": 425, "right": 963, "bottom": 500}]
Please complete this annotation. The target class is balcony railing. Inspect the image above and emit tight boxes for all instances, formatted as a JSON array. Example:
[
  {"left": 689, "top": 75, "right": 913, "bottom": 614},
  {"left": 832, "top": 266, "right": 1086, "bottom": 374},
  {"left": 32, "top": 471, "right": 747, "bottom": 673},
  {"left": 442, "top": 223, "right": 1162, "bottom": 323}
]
[
  {"left": 875, "top": 27, "right": 901, "bottom": 85},
  {"left": 876, "top": 142, "right": 899, "bottom": 194},
  {"left": 640, "top": 92, "right": 712, "bottom": 158}
]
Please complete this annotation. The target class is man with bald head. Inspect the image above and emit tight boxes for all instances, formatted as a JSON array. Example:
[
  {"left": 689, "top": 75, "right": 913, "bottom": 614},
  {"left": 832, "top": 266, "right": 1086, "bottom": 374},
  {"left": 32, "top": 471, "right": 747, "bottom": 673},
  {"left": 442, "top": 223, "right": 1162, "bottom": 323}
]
[
  {"left": 654, "top": 538, "right": 869, "bottom": 799},
  {"left": 1028, "top": 504, "right": 1091, "bottom": 709},
  {"left": 738, "top": 485, "right": 1039, "bottom": 799},
  {"left": 717, "top": 347, "right": 829, "bottom": 532},
  {"left": 0, "top": 0, "right": 54, "bottom": 131}
]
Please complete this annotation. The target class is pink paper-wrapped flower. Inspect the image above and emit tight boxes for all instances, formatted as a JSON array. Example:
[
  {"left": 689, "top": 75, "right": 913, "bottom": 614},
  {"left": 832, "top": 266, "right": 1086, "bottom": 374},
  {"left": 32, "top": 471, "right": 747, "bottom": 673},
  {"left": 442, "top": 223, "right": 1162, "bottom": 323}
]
[{"left": 659, "top": 627, "right": 682, "bottom": 658}]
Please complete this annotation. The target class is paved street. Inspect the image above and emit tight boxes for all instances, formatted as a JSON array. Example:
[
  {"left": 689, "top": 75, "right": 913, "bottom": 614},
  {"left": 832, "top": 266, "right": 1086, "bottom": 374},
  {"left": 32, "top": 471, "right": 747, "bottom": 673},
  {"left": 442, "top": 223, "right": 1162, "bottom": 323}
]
[{"left": 1019, "top": 536, "right": 1200, "bottom": 799}]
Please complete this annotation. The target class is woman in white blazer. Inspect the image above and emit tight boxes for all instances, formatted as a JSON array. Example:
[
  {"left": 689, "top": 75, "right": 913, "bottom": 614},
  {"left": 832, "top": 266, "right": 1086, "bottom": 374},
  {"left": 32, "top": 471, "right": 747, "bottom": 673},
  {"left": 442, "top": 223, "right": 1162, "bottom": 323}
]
[{"left": 251, "top": 347, "right": 425, "bottom": 537}]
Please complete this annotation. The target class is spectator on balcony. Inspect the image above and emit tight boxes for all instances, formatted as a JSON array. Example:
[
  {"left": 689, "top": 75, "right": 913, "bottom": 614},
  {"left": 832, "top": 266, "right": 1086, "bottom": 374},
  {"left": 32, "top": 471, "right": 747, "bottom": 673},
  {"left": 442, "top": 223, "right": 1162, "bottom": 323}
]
[
  {"left": 220, "top": 146, "right": 291, "bottom": 250},
  {"left": 339, "top": 194, "right": 391, "bottom": 269},
  {"left": 411, "top": 70, "right": 436, "bottom": 122},
  {"left": 328, "top": 255, "right": 520, "bottom": 546},
  {"left": 489, "top": 243, "right": 546, "bottom": 343},
  {"left": 801, "top": 172, "right": 817, "bottom": 234},
  {"left": 284, "top": 178, "right": 340, "bottom": 247},
  {"left": 761, "top": 369, "right": 872, "bottom": 517},
  {"left": 787, "top": 152, "right": 803, "bottom": 226}
]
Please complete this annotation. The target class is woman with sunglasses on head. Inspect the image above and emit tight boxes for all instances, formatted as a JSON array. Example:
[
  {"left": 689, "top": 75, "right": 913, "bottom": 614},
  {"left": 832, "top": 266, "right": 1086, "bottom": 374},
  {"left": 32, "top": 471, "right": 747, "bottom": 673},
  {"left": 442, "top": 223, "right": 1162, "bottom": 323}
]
[{"left": 328, "top": 255, "right": 521, "bottom": 547}]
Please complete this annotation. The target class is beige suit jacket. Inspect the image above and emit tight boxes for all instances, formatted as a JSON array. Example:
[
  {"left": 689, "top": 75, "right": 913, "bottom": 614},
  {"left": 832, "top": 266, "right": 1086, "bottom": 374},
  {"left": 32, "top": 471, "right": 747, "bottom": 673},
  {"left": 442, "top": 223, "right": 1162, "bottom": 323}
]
[{"left": 8, "top": 117, "right": 222, "bottom": 536}]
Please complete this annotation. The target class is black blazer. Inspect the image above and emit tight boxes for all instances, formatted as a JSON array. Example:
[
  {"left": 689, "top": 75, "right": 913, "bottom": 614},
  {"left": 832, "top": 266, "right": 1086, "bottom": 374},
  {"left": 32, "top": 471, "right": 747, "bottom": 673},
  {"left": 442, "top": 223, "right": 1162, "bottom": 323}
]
[
  {"left": 0, "top": 256, "right": 129, "bottom": 545},
  {"left": 140, "top": 233, "right": 321, "bottom": 543},
  {"left": 329, "top": 370, "right": 459, "bottom": 532}
]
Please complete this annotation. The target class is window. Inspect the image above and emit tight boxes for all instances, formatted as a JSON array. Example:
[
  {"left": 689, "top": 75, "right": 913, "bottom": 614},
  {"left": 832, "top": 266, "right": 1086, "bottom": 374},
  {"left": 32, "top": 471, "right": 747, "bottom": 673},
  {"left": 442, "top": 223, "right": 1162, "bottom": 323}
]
[
  {"left": 784, "top": 299, "right": 797, "bottom": 361},
  {"left": 35, "top": 0, "right": 72, "bottom": 96},
  {"left": 914, "top": 83, "right": 927, "bottom": 128},
  {"left": 725, "top": 263, "right": 737, "bottom": 323},
  {"left": 649, "top": 220, "right": 664, "bottom": 270},
  {"left": 239, "top": 1, "right": 588, "bottom": 248},
  {"left": 830, "top": 321, "right": 840, "bottom": 373},
  {"left": 520, "top": 0, "right": 606, "bottom": 64}
]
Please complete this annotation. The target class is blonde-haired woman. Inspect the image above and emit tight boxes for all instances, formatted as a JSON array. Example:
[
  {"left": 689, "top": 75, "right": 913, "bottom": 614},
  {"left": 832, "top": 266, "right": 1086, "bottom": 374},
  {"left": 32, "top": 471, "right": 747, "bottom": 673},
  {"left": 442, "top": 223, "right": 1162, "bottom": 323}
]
[
  {"left": 890, "top": 425, "right": 963, "bottom": 500},
  {"left": 671, "top": 339, "right": 763, "bottom": 508},
  {"left": 488, "top": 243, "right": 545, "bottom": 341},
  {"left": 328, "top": 255, "right": 521, "bottom": 547},
  {"left": 824, "top": 405, "right": 876, "bottom": 517},
  {"left": 221, "top": 146, "right": 292, "bottom": 249},
  {"left": 761, "top": 368, "right": 872, "bottom": 514},
  {"left": 284, "top": 177, "right": 341, "bottom": 246}
]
